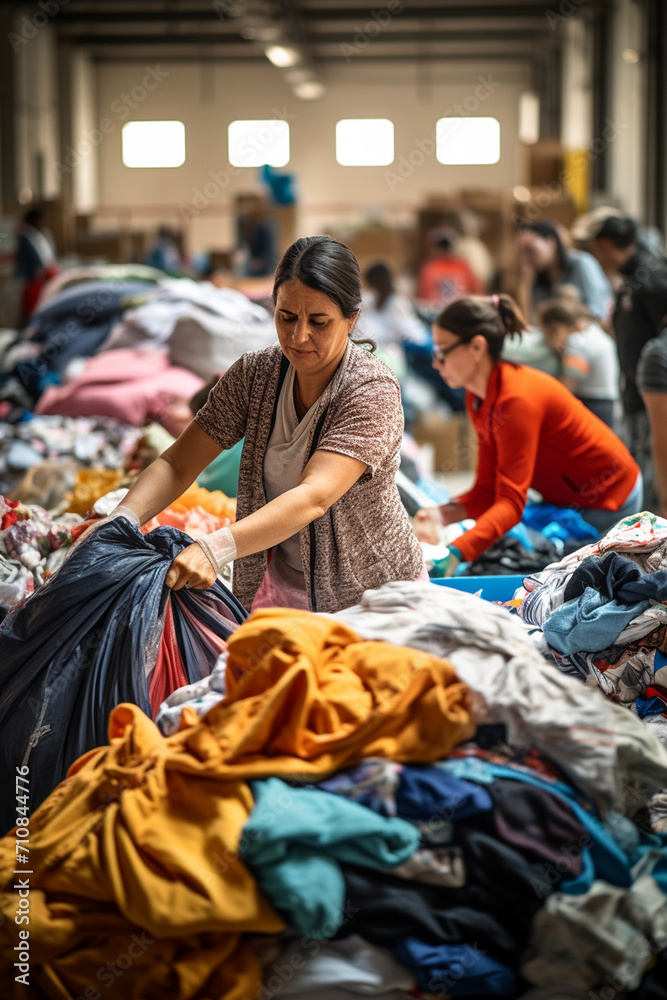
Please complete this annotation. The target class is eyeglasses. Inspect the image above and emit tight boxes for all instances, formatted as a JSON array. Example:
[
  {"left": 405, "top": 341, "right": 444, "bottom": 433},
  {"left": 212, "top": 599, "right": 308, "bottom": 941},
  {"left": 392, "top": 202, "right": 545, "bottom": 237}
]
[{"left": 432, "top": 339, "right": 464, "bottom": 363}]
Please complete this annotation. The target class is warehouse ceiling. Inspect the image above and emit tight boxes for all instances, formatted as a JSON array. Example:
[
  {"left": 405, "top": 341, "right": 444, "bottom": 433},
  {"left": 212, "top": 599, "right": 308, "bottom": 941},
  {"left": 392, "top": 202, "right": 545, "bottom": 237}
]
[{"left": 23, "top": 0, "right": 612, "bottom": 64}]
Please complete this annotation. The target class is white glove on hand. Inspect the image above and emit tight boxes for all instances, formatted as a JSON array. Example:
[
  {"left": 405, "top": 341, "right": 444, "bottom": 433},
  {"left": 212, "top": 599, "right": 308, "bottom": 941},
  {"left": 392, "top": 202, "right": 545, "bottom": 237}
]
[{"left": 195, "top": 526, "right": 237, "bottom": 574}]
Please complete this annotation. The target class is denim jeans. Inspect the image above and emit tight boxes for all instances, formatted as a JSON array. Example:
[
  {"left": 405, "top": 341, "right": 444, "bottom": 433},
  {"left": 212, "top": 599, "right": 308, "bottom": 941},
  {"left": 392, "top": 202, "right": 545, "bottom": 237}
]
[{"left": 582, "top": 471, "right": 644, "bottom": 536}]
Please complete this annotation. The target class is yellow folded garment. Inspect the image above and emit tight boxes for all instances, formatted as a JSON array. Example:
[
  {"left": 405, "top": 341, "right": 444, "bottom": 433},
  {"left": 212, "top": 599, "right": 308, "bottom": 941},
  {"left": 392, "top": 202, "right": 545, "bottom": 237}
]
[{"left": 0, "top": 609, "right": 473, "bottom": 999}]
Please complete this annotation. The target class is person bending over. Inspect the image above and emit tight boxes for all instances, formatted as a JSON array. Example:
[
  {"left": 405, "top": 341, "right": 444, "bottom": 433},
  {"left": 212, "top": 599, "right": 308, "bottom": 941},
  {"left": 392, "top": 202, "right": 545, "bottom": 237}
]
[
  {"left": 415, "top": 295, "right": 641, "bottom": 575},
  {"left": 86, "top": 236, "right": 425, "bottom": 614}
]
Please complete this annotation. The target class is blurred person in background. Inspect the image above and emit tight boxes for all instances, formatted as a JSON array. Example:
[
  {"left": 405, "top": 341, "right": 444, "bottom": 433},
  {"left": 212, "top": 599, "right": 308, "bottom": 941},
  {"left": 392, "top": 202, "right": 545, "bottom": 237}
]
[
  {"left": 636, "top": 313, "right": 667, "bottom": 517},
  {"left": 417, "top": 228, "right": 481, "bottom": 309},
  {"left": 516, "top": 220, "right": 611, "bottom": 323},
  {"left": 145, "top": 225, "right": 185, "bottom": 277},
  {"left": 585, "top": 216, "right": 667, "bottom": 426},
  {"left": 362, "top": 262, "right": 428, "bottom": 351},
  {"left": 538, "top": 298, "right": 620, "bottom": 429},
  {"left": 235, "top": 194, "right": 279, "bottom": 278},
  {"left": 436, "top": 208, "right": 495, "bottom": 289},
  {"left": 14, "top": 207, "right": 59, "bottom": 324}
]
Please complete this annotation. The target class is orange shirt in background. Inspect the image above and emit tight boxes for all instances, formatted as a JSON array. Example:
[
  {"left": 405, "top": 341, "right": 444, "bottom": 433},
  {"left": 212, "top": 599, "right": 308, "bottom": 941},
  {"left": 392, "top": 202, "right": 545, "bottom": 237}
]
[
  {"left": 417, "top": 255, "right": 482, "bottom": 305},
  {"left": 454, "top": 362, "right": 639, "bottom": 563}
]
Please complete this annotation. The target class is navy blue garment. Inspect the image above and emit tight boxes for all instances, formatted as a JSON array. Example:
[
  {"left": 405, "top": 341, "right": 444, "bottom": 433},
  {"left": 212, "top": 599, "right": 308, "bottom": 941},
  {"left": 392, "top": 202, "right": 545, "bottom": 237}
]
[
  {"left": 0, "top": 518, "right": 246, "bottom": 836},
  {"left": 561, "top": 551, "right": 667, "bottom": 607},
  {"left": 564, "top": 552, "right": 642, "bottom": 603},
  {"left": 395, "top": 938, "right": 518, "bottom": 997},
  {"left": 635, "top": 694, "right": 667, "bottom": 719},
  {"left": 22, "top": 278, "right": 156, "bottom": 375},
  {"left": 395, "top": 765, "right": 493, "bottom": 825}
]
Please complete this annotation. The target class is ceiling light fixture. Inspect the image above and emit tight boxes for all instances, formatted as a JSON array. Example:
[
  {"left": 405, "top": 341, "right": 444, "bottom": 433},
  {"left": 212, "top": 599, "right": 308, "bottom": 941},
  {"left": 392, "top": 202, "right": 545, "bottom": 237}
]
[
  {"left": 265, "top": 44, "right": 301, "bottom": 68},
  {"left": 293, "top": 80, "right": 326, "bottom": 100}
]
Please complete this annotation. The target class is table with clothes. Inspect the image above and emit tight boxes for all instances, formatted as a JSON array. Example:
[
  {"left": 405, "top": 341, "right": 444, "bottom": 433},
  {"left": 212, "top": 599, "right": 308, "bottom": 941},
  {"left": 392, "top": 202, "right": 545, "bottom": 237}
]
[{"left": 0, "top": 528, "right": 666, "bottom": 1000}]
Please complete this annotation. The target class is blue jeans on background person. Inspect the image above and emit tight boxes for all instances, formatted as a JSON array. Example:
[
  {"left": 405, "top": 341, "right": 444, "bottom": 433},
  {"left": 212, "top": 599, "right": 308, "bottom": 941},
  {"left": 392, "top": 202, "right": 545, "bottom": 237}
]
[{"left": 582, "top": 471, "right": 644, "bottom": 536}]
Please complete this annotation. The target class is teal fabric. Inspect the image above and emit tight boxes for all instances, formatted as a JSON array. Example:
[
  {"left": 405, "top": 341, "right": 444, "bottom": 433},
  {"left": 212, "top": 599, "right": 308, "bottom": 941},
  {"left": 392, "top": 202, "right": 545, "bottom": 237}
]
[
  {"left": 197, "top": 438, "right": 243, "bottom": 498},
  {"left": 241, "top": 777, "right": 420, "bottom": 938}
]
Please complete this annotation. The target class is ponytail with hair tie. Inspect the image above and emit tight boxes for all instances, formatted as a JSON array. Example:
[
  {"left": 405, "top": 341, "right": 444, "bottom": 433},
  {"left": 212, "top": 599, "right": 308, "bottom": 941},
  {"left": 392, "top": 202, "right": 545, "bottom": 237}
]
[{"left": 435, "top": 293, "right": 527, "bottom": 362}]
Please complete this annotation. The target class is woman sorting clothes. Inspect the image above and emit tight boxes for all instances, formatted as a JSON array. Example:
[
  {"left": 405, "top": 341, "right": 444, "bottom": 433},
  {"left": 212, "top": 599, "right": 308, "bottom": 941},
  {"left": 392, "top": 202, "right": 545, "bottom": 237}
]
[
  {"left": 415, "top": 295, "right": 641, "bottom": 576},
  {"left": 93, "top": 236, "right": 424, "bottom": 614}
]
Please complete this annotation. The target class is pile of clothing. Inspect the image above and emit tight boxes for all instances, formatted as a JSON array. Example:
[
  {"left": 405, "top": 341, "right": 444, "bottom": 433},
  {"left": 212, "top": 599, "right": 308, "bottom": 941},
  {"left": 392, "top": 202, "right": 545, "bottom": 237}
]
[
  {"left": 1, "top": 583, "right": 665, "bottom": 999},
  {"left": 0, "top": 494, "right": 82, "bottom": 611},
  {"left": 0, "top": 272, "right": 276, "bottom": 412},
  {"left": 513, "top": 512, "right": 667, "bottom": 742},
  {"left": 463, "top": 506, "right": 600, "bottom": 577},
  {"left": 34, "top": 347, "right": 204, "bottom": 435},
  {"left": 0, "top": 413, "right": 141, "bottom": 500},
  {"left": 107, "top": 277, "right": 276, "bottom": 378},
  {"left": 0, "top": 518, "right": 247, "bottom": 836}
]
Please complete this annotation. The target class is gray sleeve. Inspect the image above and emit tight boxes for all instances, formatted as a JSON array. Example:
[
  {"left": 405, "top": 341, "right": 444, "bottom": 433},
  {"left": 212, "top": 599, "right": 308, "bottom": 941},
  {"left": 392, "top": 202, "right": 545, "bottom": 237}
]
[
  {"left": 636, "top": 337, "right": 667, "bottom": 394},
  {"left": 194, "top": 353, "right": 251, "bottom": 449}
]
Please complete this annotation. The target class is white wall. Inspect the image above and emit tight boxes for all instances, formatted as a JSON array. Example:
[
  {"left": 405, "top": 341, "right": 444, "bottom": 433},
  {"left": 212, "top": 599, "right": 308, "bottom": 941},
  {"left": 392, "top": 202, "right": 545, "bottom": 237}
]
[{"left": 92, "top": 58, "right": 531, "bottom": 252}]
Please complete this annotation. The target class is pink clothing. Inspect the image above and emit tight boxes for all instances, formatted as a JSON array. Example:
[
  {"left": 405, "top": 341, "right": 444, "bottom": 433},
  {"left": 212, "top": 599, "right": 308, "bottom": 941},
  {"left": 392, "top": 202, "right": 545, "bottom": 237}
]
[
  {"left": 250, "top": 555, "right": 310, "bottom": 612},
  {"left": 35, "top": 348, "right": 203, "bottom": 435},
  {"left": 251, "top": 555, "right": 430, "bottom": 612}
]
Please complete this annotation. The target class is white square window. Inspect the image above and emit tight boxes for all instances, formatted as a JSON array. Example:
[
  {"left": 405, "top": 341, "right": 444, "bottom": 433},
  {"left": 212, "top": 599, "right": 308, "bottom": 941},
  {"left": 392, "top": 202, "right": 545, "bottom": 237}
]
[
  {"left": 227, "top": 120, "right": 290, "bottom": 168},
  {"left": 435, "top": 117, "right": 500, "bottom": 165},
  {"left": 335, "top": 118, "right": 394, "bottom": 166},
  {"left": 122, "top": 121, "right": 186, "bottom": 168}
]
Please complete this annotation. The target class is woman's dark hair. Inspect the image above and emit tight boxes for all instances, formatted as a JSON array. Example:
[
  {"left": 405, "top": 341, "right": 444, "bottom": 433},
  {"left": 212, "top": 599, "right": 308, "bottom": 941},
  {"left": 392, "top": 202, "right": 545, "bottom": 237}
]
[
  {"left": 23, "top": 207, "right": 43, "bottom": 228},
  {"left": 364, "top": 261, "right": 394, "bottom": 309},
  {"left": 519, "top": 220, "right": 569, "bottom": 278},
  {"left": 273, "top": 235, "right": 375, "bottom": 349},
  {"left": 435, "top": 294, "right": 527, "bottom": 362},
  {"left": 594, "top": 216, "right": 639, "bottom": 249}
]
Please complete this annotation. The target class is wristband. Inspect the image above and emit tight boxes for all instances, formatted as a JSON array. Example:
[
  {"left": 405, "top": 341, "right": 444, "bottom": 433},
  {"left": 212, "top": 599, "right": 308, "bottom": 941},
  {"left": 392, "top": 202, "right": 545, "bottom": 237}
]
[{"left": 195, "top": 526, "right": 237, "bottom": 573}]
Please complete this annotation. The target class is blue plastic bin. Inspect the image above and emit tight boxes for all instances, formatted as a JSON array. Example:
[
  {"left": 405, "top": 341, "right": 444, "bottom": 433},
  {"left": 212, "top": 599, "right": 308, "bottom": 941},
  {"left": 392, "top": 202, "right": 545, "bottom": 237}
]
[{"left": 433, "top": 575, "right": 524, "bottom": 602}]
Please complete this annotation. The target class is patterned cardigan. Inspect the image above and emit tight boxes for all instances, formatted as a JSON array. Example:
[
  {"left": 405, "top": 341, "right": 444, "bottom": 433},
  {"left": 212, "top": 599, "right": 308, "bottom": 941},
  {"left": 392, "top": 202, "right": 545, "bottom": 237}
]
[{"left": 195, "top": 340, "right": 424, "bottom": 614}]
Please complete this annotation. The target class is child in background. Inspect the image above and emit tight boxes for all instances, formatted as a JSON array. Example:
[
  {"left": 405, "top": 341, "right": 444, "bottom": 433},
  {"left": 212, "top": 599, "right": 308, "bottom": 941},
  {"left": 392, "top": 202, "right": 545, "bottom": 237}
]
[{"left": 538, "top": 298, "right": 620, "bottom": 429}]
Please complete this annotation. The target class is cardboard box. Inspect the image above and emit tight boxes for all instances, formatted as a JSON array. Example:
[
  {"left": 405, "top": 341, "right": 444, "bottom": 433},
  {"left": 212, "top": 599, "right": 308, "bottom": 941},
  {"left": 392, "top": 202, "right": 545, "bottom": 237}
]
[{"left": 410, "top": 412, "right": 477, "bottom": 473}]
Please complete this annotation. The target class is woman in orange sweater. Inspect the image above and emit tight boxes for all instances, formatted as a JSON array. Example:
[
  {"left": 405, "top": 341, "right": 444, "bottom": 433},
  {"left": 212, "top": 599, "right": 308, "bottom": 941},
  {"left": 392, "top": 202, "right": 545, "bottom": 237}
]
[{"left": 417, "top": 294, "right": 642, "bottom": 574}]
